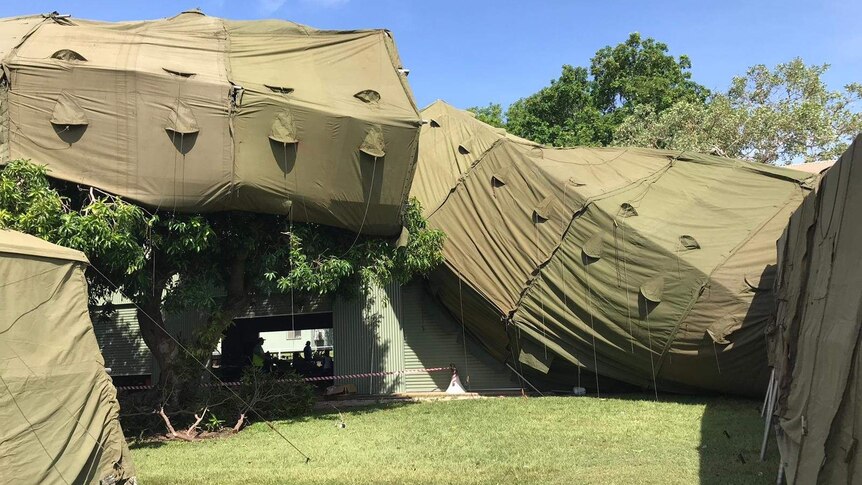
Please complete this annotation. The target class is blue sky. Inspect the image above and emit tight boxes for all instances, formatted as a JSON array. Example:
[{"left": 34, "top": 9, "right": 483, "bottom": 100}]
[{"left": 1, "top": 0, "right": 859, "bottom": 110}]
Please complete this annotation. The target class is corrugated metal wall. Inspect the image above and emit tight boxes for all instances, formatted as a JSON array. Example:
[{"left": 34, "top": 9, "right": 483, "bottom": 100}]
[
  {"left": 401, "top": 282, "right": 516, "bottom": 392},
  {"left": 90, "top": 304, "right": 152, "bottom": 376},
  {"left": 333, "top": 282, "right": 404, "bottom": 394}
]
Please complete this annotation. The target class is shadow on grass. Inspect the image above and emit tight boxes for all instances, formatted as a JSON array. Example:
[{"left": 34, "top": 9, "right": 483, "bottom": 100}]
[
  {"left": 285, "top": 399, "right": 418, "bottom": 424},
  {"left": 128, "top": 440, "right": 168, "bottom": 451},
  {"left": 582, "top": 392, "right": 778, "bottom": 483},
  {"left": 699, "top": 397, "right": 777, "bottom": 484}
]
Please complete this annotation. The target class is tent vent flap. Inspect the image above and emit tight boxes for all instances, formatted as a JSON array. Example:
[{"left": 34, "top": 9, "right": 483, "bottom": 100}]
[
  {"left": 51, "top": 49, "right": 86, "bottom": 61},
  {"left": 268, "top": 109, "right": 299, "bottom": 145},
  {"left": 679, "top": 235, "right": 700, "bottom": 250},
  {"left": 50, "top": 92, "right": 88, "bottom": 127},
  {"left": 582, "top": 232, "right": 604, "bottom": 260},
  {"left": 165, "top": 101, "right": 200, "bottom": 135},
  {"left": 640, "top": 275, "right": 665, "bottom": 303},
  {"left": 354, "top": 89, "right": 380, "bottom": 104},
  {"left": 359, "top": 125, "right": 385, "bottom": 158}
]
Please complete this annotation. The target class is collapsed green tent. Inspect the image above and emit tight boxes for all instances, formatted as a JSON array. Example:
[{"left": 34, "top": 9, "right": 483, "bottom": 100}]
[
  {"left": 769, "top": 136, "right": 860, "bottom": 483},
  {"left": 415, "top": 101, "right": 817, "bottom": 396},
  {"left": 0, "top": 230, "right": 135, "bottom": 484},
  {"left": 0, "top": 10, "right": 421, "bottom": 235}
]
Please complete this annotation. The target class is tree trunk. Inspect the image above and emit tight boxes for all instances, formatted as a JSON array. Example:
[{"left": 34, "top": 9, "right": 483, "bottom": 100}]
[{"left": 137, "top": 298, "right": 179, "bottom": 390}]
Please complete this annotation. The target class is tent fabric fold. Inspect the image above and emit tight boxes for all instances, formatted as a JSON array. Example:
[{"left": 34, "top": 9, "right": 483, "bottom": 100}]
[
  {"left": 413, "top": 100, "right": 817, "bottom": 395},
  {"left": 769, "top": 137, "right": 859, "bottom": 484},
  {"left": 0, "top": 229, "right": 136, "bottom": 484},
  {"left": 0, "top": 12, "right": 422, "bottom": 235}
]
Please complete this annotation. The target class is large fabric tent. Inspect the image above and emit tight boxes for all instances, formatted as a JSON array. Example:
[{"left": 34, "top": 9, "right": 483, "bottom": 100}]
[
  {"left": 0, "top": 11, "right": 421, "bottom": 235},
  {"left": 415, "top": 101, "right": 817, "bottom": 396},
  {"left": 0, "top": 230, "right": 135, "bottom": 484},
  {"left": 769, "top": 136, "right": 861, "bottom": 483}
]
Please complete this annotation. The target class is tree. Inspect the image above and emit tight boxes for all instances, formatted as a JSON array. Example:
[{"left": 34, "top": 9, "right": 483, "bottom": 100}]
[
  {"left": 0, "top": 161, "right": 445, "bottom": 388},
  {"left": 505, "top": 33, "right": 708, "bottom": 146},
  {"left": 614, "top": 59, "right": 862, "bottom": 164},
  {"left": 505, "top": 65, "right": 605, "bottom": 146},
  {"left": 467, "top": 103, "right": 505, "bottom": 128},
  {"left": 590, "top": 32, "right": 709, "bottom": 116}
]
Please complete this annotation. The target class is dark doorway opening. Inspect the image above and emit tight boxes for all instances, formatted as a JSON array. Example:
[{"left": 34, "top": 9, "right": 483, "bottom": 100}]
[{"left": 219, "top": 312, "right": 333, "bottom": 381}]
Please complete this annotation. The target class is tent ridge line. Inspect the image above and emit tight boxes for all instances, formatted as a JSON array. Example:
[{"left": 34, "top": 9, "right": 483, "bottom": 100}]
[
  {"left": 506, "top": 159, "right": 677, "bottom": 329},
  {"left": 425, "top": 138, "right": 508, "bottom": 220}
]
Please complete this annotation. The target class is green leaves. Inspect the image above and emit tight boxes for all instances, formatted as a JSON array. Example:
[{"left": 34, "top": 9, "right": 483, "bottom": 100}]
[
  {"left": 269, "top": 198, "right": 445, "bottom": 295},
  {"left": 501, "top": 33, "right": 708, "bottom": 147},
  {"left": 614, "top": 58, "right": 862, "bottom": 164},
  {"left": 1, "top": 160, "right": 445, "bottom": 386}
]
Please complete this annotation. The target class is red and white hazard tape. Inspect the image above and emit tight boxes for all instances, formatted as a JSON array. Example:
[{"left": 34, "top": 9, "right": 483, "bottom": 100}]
[{"left": 114, "top": 366, "right": 453, "bottom": 392}]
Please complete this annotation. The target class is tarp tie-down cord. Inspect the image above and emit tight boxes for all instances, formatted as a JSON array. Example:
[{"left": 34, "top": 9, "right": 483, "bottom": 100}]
[
  {"left": 169, "top": 77, "right": 187, "bottom": 213},
  {"left": 457, "top": 270, "right": 470, "bottom": 388},
  {"left": 3, "top": 344, "right": 114, "bottom": 484},
  {"left": 584, "top": 263, "right": 601, "bottom": 398},
  {"left": 290, "top": 204, "right": 296, "bottom": 334},
  {"left": 533, "top": 219, "right": 548, "bottom": 360},
  {"left": 613, "top": 221, "right": 635, "bottom": 354},
  {"left": 339, "top": 156, "right": 379, "bottom": 258},
  {"left": 645, "top": 309, "right": 659, "bottom": 401},
  {"left": 87, "top": 264, "right": 312, "bottom": 463},
  {"left": 560, "top": 181, "right": 582, "bottom": 387}
]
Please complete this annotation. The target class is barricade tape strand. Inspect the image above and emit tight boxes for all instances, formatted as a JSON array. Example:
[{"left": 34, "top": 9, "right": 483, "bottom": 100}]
[{"left": 115, "top": 366, "right": 453, "bottom": 391}]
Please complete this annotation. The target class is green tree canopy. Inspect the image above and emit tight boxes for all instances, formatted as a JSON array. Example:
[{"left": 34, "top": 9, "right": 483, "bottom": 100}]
[
  {"left": 503, "top": 33, "right": 708, "bottom": 146},
  {"left": 467, "top": 103, "right": 505, "bottom": 128},
  {"left": 0, "top": 161, "right": 445, "bottom": 387},
  {"left": 614, "top": 59, "right": 862, "bottom": 164}
]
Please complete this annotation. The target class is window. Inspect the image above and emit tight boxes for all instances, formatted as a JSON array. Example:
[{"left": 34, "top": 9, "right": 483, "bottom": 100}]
[{"left": 285, "top": 330, "right": 302, "bottom": 340}]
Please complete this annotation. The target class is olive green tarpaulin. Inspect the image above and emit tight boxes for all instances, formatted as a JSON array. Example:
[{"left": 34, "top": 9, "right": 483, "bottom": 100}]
[
  {"left": 769, "top": 136, "right": 860, "bottom": 483},
  {"left": 415, "top": 101, "right": 817, "bottom": 396},
  {"left": 0, "top": 11, "right": 422, "bottom": 235},
  {"left": 0, "top": 230, "right": 135, "bottom": 484}
]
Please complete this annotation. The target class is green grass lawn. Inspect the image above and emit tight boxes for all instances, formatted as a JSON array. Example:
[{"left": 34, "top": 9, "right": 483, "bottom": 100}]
[{"left": 130, "top": 395, "right": 777, "bottom": 485}]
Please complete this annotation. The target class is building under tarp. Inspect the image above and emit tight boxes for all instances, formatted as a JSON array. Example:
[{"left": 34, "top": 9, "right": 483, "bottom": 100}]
[
  {"left": 0, "top": 10, "right": 421, "bottom": 235},
  {"left": 414, "top": 101, "right": 818, "bottom": 396},
  {"left": 0, "top": 230, "right": 135, "bottom": 484},
  {"left": 769, "top": 136, "right": 861, "bottom": 483},
  {"left": 96, "top": 280, "right": 517, "bottom": 394}
]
